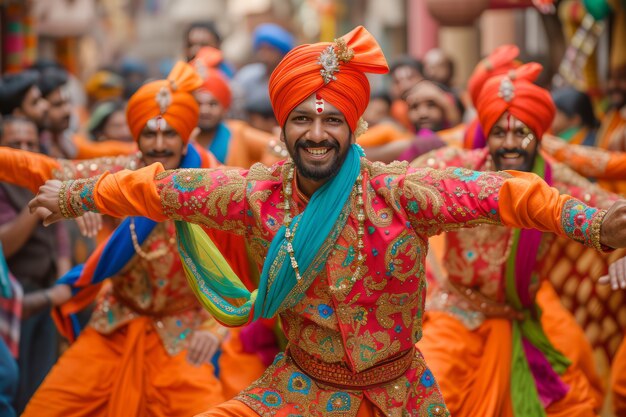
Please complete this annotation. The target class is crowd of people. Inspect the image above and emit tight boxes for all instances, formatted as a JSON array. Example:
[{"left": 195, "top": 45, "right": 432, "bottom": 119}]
[{"left": 1, "top": 11, "right": 626, "bottom": 417}]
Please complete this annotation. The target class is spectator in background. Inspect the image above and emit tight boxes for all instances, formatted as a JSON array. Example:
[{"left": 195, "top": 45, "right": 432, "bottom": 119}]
[
  {"left": 423, "top": 48, "right": 455, "bottom": 88},
  {"left": 184, "top": 21, "right": 235, "bottom": 78},
  {"left": 0, "top": 116, "right": 71, "bottom": 414},
  {"left": 551, "top": 86, "right": 599, "bottom": 146},
  {"left": 388, "top": 55, "right": 424, "bottom": 131},
  {"left": 230, "top": 23, "right": 294, "bottom": 119},
  {"left": 243, "top": 88, "right": 278, "bottom": 134},
  {"left": 87, "top": 100, "right": 132, "bottom": 143},
  {"left": 0, "top": 71, "right": 50, "bottom": 131}
]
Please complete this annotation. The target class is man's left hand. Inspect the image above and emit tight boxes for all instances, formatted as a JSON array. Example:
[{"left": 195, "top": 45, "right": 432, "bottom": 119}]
[
  {"left": 186, "top": 330, "right": 219, "bottom": 367},
  {"left": 599, "top": 256, "right": 626, "bottom": 290},
  {"left": 28, "top": 180, "right": 64, "bottom": 226}
]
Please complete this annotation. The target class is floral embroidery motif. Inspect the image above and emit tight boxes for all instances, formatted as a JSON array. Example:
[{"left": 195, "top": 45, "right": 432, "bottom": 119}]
[
  {"left": 326, "top": 392, "right": 351, "bottom": 411},
  {"left": 561, "top": 198, "right": 604, "bottom": 248},
  {"left": 287, "top": 372, "right": 311, "bottom": 395}
]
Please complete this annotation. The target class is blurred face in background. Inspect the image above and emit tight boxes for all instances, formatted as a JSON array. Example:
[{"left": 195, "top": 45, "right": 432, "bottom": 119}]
[
  {"left": 101, "top": 110, "right": 132, "bottom": 142},
  {"left": 46, "top": 86, "right": 72, "bottom": 133},
  {"left": 406, "top": 82, "right": 446, "bottom": 132},
  {"left": 194, "top": 90, "right": 226, "bottom": 132},
  {"left": 391, "top": 65, "right": 423, "bottom": 100},
  {"left": 186, "top": 27, "right": 220, "bottom": 61},
  {"left": 0, "top": 118, "right": 40, "bottom": 153},
  {"left": 17, "top": 86, "right": 49, "bottom": 129}
]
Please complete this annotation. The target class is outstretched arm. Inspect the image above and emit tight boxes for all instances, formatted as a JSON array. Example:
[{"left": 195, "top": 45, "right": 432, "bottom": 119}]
[
  {"left": 29, "top": 163, "right": 249, "bottom": 234},
  {"left": 541, "top": 135, "right": 626, "bottom": 180},
  {"left": 399, "top": 166, "right": 626, "bottom": 250},
  {"left": 0, "top": 147, "right": 137, "bottom": 194}
]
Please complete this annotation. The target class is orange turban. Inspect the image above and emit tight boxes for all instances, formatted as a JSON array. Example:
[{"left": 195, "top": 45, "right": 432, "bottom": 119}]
[
  {"left": 269, "top": 26, "right": 389, "bottom": 132},
  {"left": 467, "top": 44, "right": 522, "bottom": 106},
  {"left": 191, "top": 47, "right": 232, "bottom": 110},
  {"left": 126, "top": 61, "right": 202, "bottom": 143},
  {"left": 476, "top": 63, "right": 556, "bottom": 140}
]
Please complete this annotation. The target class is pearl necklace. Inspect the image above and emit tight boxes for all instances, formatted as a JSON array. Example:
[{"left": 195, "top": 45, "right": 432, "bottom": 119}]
[{"left": 283, "top": 164, "right": 365, "bottom": 282}]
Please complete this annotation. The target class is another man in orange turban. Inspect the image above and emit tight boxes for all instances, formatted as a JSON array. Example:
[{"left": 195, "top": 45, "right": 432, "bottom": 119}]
[
  {"left": 411, "top": 63, "right": 612, "bottom": 417},
  {"left": 29, "top": 28, "right": 626, "bottom": 417},
  {"left": 190, "top": 47, "right": 279, "bottom": 168},
  {"left": 464, "top": 44, "right": 522, "bottom": 149},
  {"left": 0, "top": 62, "right": 258, "bottom": 417}
]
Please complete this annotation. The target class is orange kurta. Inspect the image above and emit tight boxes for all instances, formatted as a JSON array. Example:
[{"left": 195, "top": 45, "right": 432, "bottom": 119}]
[{"left": 22, "top": 322, "right": 223, "bottom": 417}]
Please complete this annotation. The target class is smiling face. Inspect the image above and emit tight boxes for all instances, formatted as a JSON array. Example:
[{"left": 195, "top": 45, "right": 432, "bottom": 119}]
[
  {"left": 281, "top": 93, "right": 353, "bottom": 182},
  {"left": 487, "top": 112, "right": 538, "bottom": 172}
]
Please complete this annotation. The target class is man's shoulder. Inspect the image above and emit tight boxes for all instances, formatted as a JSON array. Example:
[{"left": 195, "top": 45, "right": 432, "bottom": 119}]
[{"left": 362, "top": 158, "right": 409, "bottom": 180}]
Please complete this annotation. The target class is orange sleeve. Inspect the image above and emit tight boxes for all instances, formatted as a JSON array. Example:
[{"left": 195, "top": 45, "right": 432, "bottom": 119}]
[
  {"left": 542, "top": 136, "right": 626, "bottom": 180},
  {"left": 357, "top": 124, "right": 411, "bottom": 147},
  {"left": 498, "top": 170, "right": 606, "bottom": 249},
  {"left": 0, "top": 147, "right": 60, "bottom": 194},
  {"left": 73, "top": 134, "right": 137, "bottom": 159},
  {"left": 89, "top": 164, "right": 169, "bottom": 221}
]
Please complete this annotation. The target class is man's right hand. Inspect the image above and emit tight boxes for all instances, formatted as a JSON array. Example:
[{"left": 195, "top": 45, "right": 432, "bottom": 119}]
[
  {"left": 600, "top": 200, "right": 626, "bottom": 249},
  {"left": 28, "top": 179, "right": 65, "bottom": 226}
]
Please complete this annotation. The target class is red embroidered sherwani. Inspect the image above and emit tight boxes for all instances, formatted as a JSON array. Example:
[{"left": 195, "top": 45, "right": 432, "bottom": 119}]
[{"left": 60, "top": 156, "right": 608, "bottom": 417}]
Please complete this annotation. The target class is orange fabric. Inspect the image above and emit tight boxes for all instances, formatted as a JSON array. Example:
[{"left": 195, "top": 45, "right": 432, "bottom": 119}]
[
  {"left": 269, "top": 26, "right": 389, "bottom": 131},
  {"left": 127, "top": 61, "right": 203, "bottom": 143},
  {"left": 0, "top": 147, "right": 60, "bottom": 194},
  {"left": 22, "top": 320, "right": 224, "bottom": 417},
  {"left": 467, "top": 44, "right": 521, "bottom": 106},
  {"left": 194, "top": 397, "right": 381, "bottom": 417},
  {"left": 223, "top": 120, "right": 275, "bottom": 168},
  {"left": 198, "top": 69, "right": 232, "bottom": 110},
  {"left": 476, "top": 63, "right": 556, "bottom": 140},
  {"left": 356, "top": 123, "right": 411, "bottom": 147},
  {"left": 73, "top": 133, "right": 137, "bottom": 159},
  {"left": 611, "top": 337, "right": 626, "bottom": 415},
  {"left": 419, "top": 312, "right": 514, "bottom": 417},
  {"left": 420, "top": 308, "right": 599, "bottom": 417},
  {"left": 390, "top": 99, "right": 413, "bottom": 131},
  {"left": 498, "top": 170, "right": 572, "bottom": 236},
  {"left": 218, "top": 328, "right": 267, "bottom": 400},
  {"left": 537, "top": 281, "right": 604, "bottom": 409},
  {"left": 192, "top": 47, "right": 232, "bottom": 110}
]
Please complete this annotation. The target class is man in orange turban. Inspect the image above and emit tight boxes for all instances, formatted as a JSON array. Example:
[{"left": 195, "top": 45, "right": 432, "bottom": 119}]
[
  {"left": 464, "top": 44, "right": 522, "bottom": 149},
  {"left": 0, "top": 61, "right": 259, "bottom": 417},
  {"left": 29, "top": 28, "right": 626, "bottom": 417},
  {"left": 410, "top": 63, "right": 611, "bottom": 417},
  {"left": 190, "top": 46, "right": 279, "bottom": 168}
]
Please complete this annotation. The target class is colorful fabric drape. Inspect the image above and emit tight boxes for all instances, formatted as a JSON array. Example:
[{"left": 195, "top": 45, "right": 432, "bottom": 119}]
[
  {"left": 53, "top": 145, "right": 204, "bottom": 341},
  {"left": 506, "top": 155, "right": 571, "bottom": 416},
  {"left": 0, "top": 243, "right": 22, "bottom": 357},
  {"left": 176, "top": 144, "right": 365, "bottom": 326}
]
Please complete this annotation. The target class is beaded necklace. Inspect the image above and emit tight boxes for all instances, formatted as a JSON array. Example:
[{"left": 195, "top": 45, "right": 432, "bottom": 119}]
[
  {"left": 129, "top": 218, "right": 176, "bottom": 261},
  {"left": 283, "top": 164, "right": 365, "bottom": 283}
]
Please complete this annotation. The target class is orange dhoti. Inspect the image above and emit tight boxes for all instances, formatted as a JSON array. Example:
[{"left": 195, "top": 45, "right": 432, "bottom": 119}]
[
  {"left": 611, "top": 337, "right": 626, "bottom": 415},
  {"left": 218, "top": 328, "right": 267, "bottom": 400},
  {"left": 419, "top": 283, "right": 600, "bottom": 417},
  {"left": 22, "top": 318, "right": 224, "bottom": 417}
]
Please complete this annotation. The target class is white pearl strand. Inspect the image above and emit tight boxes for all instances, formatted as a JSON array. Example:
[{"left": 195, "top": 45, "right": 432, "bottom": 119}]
[{"left": 283, "top": 165, "right": 365, "bottom": 282}]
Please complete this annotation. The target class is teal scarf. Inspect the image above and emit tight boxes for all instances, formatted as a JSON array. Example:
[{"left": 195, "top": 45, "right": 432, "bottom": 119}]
[
  {"left": 175, "top": 144, "right": 364, "bottom": 326},
  {"left": 253, "top": 144, "right": 364, "bottom": 319}
]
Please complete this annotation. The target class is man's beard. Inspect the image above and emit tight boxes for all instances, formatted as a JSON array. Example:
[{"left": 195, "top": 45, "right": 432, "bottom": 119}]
[
  {"left": 285, "top": 135, "right": 350, "bottom": 181},
  {"left": 491, "top": 147, "right": 537, "bottom": 172}
]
